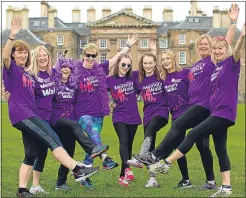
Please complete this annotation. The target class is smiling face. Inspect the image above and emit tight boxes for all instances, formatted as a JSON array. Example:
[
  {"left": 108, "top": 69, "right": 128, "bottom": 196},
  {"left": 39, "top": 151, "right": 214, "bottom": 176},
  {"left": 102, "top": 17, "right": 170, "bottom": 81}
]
[
  {"left": 36, "top": 48, "right": 49, "bottom": 71},
  {"left": 197, "top": 38, "right": 211, "bottom": 58},
  {"left": 61, "top": 66, "right": 71, "bottom": 82},
  {"left": 12, "top": 50, "right": 29, "bottom": 67},
  {"left": 142, "top": 55, "right": 156, "bottom": 76},
  {"left": 161, "top": 52, "right": 175, "bottom": 72},
  {"left": 118, "top": 57, "right": 132, "bottom": 77},
  {"left": 212, "top": 40, "right": 228, "bottom": 62}
]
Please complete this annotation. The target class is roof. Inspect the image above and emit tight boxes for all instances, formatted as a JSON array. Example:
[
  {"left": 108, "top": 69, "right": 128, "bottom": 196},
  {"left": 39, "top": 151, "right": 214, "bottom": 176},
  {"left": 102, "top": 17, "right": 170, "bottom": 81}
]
[
  {"left": 1, "top": 29, "right": 47, "bottom": 46},
  {"left": 87, "top": 9, "right": 159, "bottom": 28},
  {"left": 157, "top": 21, "right": 180, "bottom": 35},
  {"left": 171, "top": 16, "right": 212, "bottom": 30},
  {"left": 207, "top": 28, "right": 241, "bottom": 41},
  {"left": 29, "top": 17, "right": 67, "bottom": 29},
  {"left": 64, "top": 23, "right": 91, "bottom": 36}
]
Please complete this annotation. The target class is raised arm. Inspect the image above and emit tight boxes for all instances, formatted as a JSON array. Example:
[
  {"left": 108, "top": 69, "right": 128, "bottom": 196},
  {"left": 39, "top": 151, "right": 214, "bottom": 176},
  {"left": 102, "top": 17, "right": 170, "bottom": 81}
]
[
  {"left": 148, "top": 38, "right": 157, "bottom": 55},
  {"left": 233, "top": 24, "right": 245, "bottom": 62},
  {"left": 2, "top": 17, "right": 22, "bottom": 69},
  {"left": 108, "top": 33, "right": 139, "bottom": 69},
  {"left": 225, "top": 4, "right": 239, "bottom": 45}
]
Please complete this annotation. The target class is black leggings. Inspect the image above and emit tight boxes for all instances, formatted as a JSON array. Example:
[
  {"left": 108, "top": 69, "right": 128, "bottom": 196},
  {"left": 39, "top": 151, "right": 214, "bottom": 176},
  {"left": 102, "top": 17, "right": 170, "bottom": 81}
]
[
  {"left": 178, "top": 116, "right": 234, "bottom": 172},
  {"left": 113, "top": 122, "right": 138, "bottom": 177},
  {"left": 152, "top": 105, "right": 215, "bottom": 181},
  {"left": 14, "top": 117, "right": 62, "bottom": 167},
  {"left": 51, "top": 118, "right": 97, "bottom": 186}
]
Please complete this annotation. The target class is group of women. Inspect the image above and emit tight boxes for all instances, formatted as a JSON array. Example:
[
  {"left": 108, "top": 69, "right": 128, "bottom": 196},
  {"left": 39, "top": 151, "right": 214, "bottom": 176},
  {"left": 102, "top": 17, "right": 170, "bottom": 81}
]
[{"left": 2, "top": 3, "right": 244, "bottom": 198}]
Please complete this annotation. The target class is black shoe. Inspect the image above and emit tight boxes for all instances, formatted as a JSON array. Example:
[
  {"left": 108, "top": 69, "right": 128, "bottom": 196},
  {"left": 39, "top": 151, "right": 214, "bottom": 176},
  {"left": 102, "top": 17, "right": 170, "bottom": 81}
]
[
  {"left": 73, "top": 166, "right": 99, "bottom": 182},
  {"left": 90, "top": 145, "right": 109, "bottom": 158},
  {"left": 16, "top": 191, "right": 36, "bottom": 197},
  {"left": 174, "top": 180, "right": 192, "bottom": 189},
  {"left": 133, "top": 152, "right": 158, "bottom": 166}
]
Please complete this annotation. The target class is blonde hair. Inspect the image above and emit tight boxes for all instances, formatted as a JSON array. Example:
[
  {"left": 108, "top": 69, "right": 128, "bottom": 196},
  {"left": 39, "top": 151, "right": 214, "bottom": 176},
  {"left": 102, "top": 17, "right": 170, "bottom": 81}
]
[
  {"left": 138, "top": 52, "right": 160, "bottom": 83},
  {"left": 26, "top": 46, "right": 52, "bottom": 77},
  {"left": 82, "top": 43, "right": 99, "bottom": 57},
  {"left": 195, "top": 34, "right": 213, "bottom": 57},
  {"left": 160, "top": 50, "right": 182, "bottom": 80},
  {"left": 211, "top": 38, "right": 232, "bottom": 64}
]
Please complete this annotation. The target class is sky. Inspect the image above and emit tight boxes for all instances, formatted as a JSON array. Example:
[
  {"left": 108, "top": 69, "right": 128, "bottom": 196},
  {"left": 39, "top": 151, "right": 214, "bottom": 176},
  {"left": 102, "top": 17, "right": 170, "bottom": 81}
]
[{"left": 1, "top": 0, "right": 245, "bottom": 30}]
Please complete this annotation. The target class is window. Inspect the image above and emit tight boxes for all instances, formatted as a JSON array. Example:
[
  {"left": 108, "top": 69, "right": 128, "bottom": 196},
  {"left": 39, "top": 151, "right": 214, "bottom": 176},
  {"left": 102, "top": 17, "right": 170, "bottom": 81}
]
[
  {"left": 140, "top": 39, "right": 148, "bottom": 48},
  {"left": 57, "top": 35, "right": 64, "bottom": 46},
  {"left": 99, "top": 39, "right": 107, "bottom": 48},
  {"left": 179, "top": 51, "right": 186, "bottom": 65},
  {"left": 33, "top": 21, "right": 40, "bottom": 26},
  {"left": 120, "top": 39, "right": 127, "bottom": 48},
  {"left": 57, "top": 51, "right": 63, "bottom": 58},
  {"left": 195, "top": 18, "right": 199, "bottom": 22},
  {"left": 159, "top": 38, "right": 168, "bottom": 49},
  {"left": 100, "top": 53, "right": 107, "bottom": 63},
  {"left": 179, "top": 34, "right": 186, "bottom": 44},
  {"left": 80, "top": 40, "right": 88, "bottom": 49}
]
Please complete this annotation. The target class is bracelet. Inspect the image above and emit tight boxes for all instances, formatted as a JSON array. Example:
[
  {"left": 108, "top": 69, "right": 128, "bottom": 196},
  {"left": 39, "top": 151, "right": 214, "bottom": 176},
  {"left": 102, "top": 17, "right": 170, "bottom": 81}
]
[
  {"left": 126, "top": 43, "right": 131, "bottom": 48},
  {"left": 8, "top": 37, "right": 15, "bottom": 41},
  {"left": 230, "top": 21, "right": 237, "bottom": 25}
]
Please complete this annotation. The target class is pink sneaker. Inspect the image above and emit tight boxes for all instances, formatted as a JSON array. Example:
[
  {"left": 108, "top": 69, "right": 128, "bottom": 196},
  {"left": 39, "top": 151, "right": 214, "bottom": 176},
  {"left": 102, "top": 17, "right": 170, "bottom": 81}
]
[
  {"left": 118, "top": 176, "right": 129, "bottom": 187},
  {"left": 125, "top": 168, "right": 135, "bottom": 181}
]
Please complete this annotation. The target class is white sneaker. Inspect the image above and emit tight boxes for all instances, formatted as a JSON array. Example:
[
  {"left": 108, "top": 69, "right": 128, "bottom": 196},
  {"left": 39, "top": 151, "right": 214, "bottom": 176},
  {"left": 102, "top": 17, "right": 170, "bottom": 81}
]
[
  {"left": 29, "top": 185, "right": 49, "bottom": 194},
  {"left": 145, "top": 177, "right": 160, "bottom": 188},
  {"left": 210, "top": 186, "right": 232, "bottom": 197},
  {"left": 147, "top": 161, "right": 170, "bottom": 174},
  {"left": 127, "top": 158, "right": 143, "bottom": 168}
]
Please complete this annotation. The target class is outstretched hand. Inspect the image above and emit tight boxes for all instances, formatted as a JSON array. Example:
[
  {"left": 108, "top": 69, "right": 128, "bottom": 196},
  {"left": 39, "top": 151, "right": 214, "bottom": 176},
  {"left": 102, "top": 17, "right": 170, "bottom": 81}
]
[
  {"left": 127, "top": 33, "right": 139, "bottom": 46},
  {"left": 148, "top": 38, "right": 157, "bottom": 51},
  {"left": 10, "top": 17, "right": 21, "bottom": 37},
  {"left": 228, "top": 3, "right": 239, "bottom": 22}
]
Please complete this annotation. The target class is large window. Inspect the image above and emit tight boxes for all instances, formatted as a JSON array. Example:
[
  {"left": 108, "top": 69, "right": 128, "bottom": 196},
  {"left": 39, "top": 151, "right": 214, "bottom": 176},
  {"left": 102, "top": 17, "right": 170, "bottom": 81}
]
[
  {"left": 57, "top": 35, "right": 64, "bottom": 46},
  {"left": 159, "top": 38, "right": 168, "bottom": 49},
  {"left": 179, "top": 34, "right": 186, "bottom": 44},
  {"left": 120, "top": 39, "right": 127, "bottom": 48},
  {"left": 99, "top": 39, "right": 107, "bottom": 48},
  {"left": 140, "top": 39, "right": 148, "bottom": 48},
  {"left": 179, "top": 51, "right": 186, "bottom": 64},
  {"left": 80, "top": 40, "right": 88, "bottom": 49},
  {"left": 100, "top": 53, "right": 107, "bottom": 63}
]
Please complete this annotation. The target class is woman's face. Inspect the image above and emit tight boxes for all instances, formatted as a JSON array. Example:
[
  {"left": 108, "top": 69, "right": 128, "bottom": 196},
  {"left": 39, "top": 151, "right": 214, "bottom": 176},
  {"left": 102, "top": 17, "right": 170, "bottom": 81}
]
[
  {"left": 118, "top": 57, "right": 132, "bottom": 77},
  {"left": 212, "top": 42, "right": 228, "bottom": 62},
  {"left": 37, "top": 49, "right": 49, "bottom": 71},
  {"left": 12, "top": 50, "right": 28, "bottom": 67},
  {"left": 197, "top": 38, "right": 211, "bottom": 58},
  {"left": 61, "top": 66, "right": 71, "bottom": 81},
  {"left": 142, "top": 55, "right": 156, "bottom": 76},
  {"left": 161, "top": 53, "right": 173, "bottom": 70},
  {"left": 83, "top": 49, "right": 97, "bottom": 67}
]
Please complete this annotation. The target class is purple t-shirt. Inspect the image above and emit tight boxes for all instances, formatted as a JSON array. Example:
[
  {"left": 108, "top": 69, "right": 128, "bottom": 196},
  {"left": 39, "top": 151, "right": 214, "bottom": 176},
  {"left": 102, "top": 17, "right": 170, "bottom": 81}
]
[
  {"left": 75, "top": 61, "right": 109, "bottom": 119},
  {"left": 3, "top": 59, "right": 38, "bottom": 125},
  {"left": 210, "top": 56, "right": 240, "bottom": 122},
  {"left": 107, "top": 71, "right": 141, "bottom": 125},
  {"left": 34, "top": 71, "right": 55, "bottom": 122},
  {"left": 164, "top": 69, "right": 190, "bottom": 120},
  {"left": 188, "top": 56, "right": 215, "bottom": 109},
  {"left": 51, "top": 83, "right": 76, "bottom": 126},
  {"left": 138, "top": 74, "right": 169, "bottom": 126}
]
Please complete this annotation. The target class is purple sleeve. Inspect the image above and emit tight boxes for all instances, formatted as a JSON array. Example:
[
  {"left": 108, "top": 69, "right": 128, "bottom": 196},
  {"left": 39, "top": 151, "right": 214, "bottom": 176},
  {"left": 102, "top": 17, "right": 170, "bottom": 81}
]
[{"left": 99, "top": 60, "right": 110, "bottom": 75}]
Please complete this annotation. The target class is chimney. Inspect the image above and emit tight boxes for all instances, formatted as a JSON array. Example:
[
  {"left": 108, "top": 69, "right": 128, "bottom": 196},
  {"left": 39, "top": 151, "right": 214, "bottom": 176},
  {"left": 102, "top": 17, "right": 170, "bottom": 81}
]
[
  {"left": 87, "top": 7, "right": 96, "bottom": 23},
  {"left": 53, "top": 7, "right": 57, "bottom": 17},
  {"left": 124, "top": 5, "right": 133, "bottom": 13},
  {"left": 6, "top": 6, "right": 14, "bottom": 29},
  {"left": 72, "top": 6, "right": 81, "bottom": 22},
  {"left": 21, "top": 6, "right": 29, "bottom": 29},
  {"left": 41, "top": 0, "right": 50, "bottom": 17},
  {"left": 197, "top": 8, "right": 203, "bottom": 16},
  {"left": 143, "top": 5, "right": 152, "bottom": 20},
  {"left": 190, "top": 0, "right": 197, "bottom": 16},
  {"left": 212, "top": 6, "right": 221, "bottom": 28},
  {"left": 48, "top": 8, "right": 55, "bottom": 28},
  {"left": 163, "top": 7, "right": 173, "bottom": 22},
  {"left": 220, "top": 9, "right": 230, "bottom": 28},
  {"left": 13, "top": 7, "right": 21, "bottom": 18},
  {"left": 102, "top": 6, "right": 111, "bottom": 18}
]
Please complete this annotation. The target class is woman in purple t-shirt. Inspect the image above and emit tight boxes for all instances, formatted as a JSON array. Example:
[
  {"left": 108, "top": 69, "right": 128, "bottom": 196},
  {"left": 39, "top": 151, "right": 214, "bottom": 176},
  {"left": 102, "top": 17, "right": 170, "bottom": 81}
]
[
  {"left": 107, "top": 54, "right": 141, "bottom": 187},
  {"left": 139, "top": 24, "right": 245, "bottom": 198},
  {"left": 2, "top": 17, "right": 99, "bottom": 197}
]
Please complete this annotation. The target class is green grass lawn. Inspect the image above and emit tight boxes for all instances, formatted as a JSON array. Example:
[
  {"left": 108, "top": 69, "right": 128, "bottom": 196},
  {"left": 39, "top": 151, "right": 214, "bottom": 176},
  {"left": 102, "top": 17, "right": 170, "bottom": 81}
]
[{"left": 1, "top": 103, "right": 245, "bottom": 197}]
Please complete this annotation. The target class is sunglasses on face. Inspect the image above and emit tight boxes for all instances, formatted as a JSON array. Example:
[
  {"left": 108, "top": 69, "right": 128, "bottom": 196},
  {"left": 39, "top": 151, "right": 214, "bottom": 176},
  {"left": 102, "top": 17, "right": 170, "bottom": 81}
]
[
  {"left": 85, "top": 53, "right": 97, "bottom": 58},
  {"left": 121, "top": 63, "right": 132, "bottom": 69}
]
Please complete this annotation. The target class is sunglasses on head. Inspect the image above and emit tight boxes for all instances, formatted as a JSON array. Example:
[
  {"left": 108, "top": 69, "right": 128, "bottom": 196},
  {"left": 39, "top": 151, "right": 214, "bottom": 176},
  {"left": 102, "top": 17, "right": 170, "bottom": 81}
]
[
  {"left": 85, "top": 53, "right": 97, "bottom": 58},
  {"left": 121, "top": 63, "right": 132, "bottom": 69},
  {"left": 213, "top": 36, "right": 226, "bottom": 41}
]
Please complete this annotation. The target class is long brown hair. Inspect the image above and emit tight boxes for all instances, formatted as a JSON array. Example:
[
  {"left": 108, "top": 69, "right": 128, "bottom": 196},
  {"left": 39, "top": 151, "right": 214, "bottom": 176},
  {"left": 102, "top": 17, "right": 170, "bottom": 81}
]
[
  {"left": 11, "top": 40, "right": 31, "bottom": 68},
  {"left": 113, "top": 54, "right": 132, "bottom": 79},
  {"left": 160, "top": 50, "right": 182, "bottom": 80},
  {"left": 138, "top": 52, "right": 160, "bottom": 83}
]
